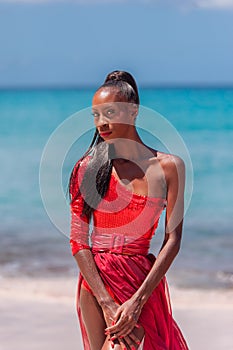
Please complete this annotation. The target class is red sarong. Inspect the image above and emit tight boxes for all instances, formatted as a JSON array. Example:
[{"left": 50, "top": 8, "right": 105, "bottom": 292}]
[{"left": 77, "top": 251, "right": 189, "bottom": 350}]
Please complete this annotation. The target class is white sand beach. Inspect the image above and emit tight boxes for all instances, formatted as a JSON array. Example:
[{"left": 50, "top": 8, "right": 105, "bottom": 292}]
[{"left": 0, "top": 276, "right": 233, "bottom": 350}]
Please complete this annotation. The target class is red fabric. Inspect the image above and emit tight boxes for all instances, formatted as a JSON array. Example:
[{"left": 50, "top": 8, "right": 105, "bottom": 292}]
[
  {"left": 94, "top": 253, "right": 188, "bottom": 349},
  {"left": 70, "top": 157, "right": 189, "bottom": 349},
  {"left": 70, "top": 158, "right": 90, "bottom": 254},
  {"left": 70, "top": 160, "right": 167, "bottom": 256}
]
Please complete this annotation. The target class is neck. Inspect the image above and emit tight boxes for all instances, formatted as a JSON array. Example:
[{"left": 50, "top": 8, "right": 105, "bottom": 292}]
[{"left": 110, "top": 132, "right": 149, "bottom": 162}]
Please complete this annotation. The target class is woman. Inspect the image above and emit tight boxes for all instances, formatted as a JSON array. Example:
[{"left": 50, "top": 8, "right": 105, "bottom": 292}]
[{"left": 69, "top": 71, "right": 189, "bottom": 350}]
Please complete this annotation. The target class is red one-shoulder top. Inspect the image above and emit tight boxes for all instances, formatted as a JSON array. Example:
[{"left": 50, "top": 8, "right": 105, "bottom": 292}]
[{"left": 70, "top": 157, "right": 167, "bottom": 256}]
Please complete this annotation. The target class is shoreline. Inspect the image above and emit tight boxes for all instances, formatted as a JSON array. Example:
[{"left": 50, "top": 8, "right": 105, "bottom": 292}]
[
  {"left": 1, "top": 276, "right": 233, "bottom": 350},
  {"left": 1, "top": 275, "right": 233, "bottom": 305}
]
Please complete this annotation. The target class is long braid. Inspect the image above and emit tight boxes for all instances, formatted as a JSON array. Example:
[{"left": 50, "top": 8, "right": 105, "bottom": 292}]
[{"left": 69, "top": 71, "right": 139, "bottom": 219}]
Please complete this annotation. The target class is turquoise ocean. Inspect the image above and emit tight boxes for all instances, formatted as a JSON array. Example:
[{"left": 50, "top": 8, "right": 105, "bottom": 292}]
[{"left": 0, "top": 87, "right": 233, "bottom": 290}]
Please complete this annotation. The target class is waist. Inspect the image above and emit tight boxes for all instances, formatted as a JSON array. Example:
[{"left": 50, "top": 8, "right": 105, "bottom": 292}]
[{"left": 91, "top": 232, "right": 150, "bottom": 256}]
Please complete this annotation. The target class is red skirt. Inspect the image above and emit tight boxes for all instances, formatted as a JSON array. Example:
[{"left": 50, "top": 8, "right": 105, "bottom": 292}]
[{"left": 76, "top": 252, "right": 189, "bottom": 350}]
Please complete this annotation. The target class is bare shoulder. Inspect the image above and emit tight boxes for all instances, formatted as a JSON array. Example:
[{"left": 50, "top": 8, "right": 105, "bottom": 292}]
[
  {"left": 155, "top": 151, "right": 185, "bottom": 181},
  {"left": 156, "top": 151, "right": 185, "bottom": 167}
]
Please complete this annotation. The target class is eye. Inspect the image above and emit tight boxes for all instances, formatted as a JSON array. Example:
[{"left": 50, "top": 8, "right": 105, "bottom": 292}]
[
  {"left": 106, "top": 109, "right": 115, "bottom": 117},
  {"left": 92, "top": 111, "right": 99, "bottom": 118}
]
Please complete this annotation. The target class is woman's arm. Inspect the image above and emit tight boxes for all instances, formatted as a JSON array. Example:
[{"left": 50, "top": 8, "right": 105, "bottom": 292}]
[
  {"left": 106, "top": 155, "right": 185, "bottom": 337},
  {"left": 73, "top": 249, "right": 118, "bottom": 318},
  {"left": 71, "top": 204, "right": 132, "bottom": 349},
  {"left": 71, "top": 213, "right": 122, "bottom": 331},
  {"left": 70, "top": 160, "right": 142, "bottom": 349},
  {"left": 70, "top": 162, "right": 119, "bottom": 325},
  {"left": 134, "top": 155, "right": 185, "bottom": 303}
]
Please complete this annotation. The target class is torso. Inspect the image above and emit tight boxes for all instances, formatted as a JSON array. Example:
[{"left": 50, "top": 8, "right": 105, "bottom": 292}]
[{"left": 112, "top": 149, "right": 168, "bottom": 199}]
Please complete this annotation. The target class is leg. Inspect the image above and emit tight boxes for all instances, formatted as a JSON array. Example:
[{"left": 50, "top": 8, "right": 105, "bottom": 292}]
[
  {"left": 80, "top": 286, "right": 107, "bottom": 350},
  {"left": 80, "top": 286, "right": 145, "bottom": 350}
]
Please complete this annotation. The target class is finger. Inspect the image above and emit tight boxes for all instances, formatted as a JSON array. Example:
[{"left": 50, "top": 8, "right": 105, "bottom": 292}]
[
  {"left": 118, "top": 338, "right": 127, "bottom": 350},
  {"left": 105, "top": 320, "right": 117, "bottom": 334},
  {"left": 123, "top": 335, "right": 137, "bottom": 350},
  {"left": 109, "top": 334, "right": 117, "bottom": 342},
  {"left": 127, "top": 333, "right": 141, "bottom": 347},
  {"left": 106, "top": 314, "right": 140, "bottom": 337},
  {"left": 113, "top": 323, "right": 135, "bottom": 339},
  {"left": 105, "top": 317, "right": 128, "bottom": 333},
  {"left": 114, "top": 306, "right": 123, "bottom": 322},
  {"left": 107, "top": 336, "right": 117, "bottom": 349},
  {"left": 110, "top": 318, "right": 136, "bottom": 338}
]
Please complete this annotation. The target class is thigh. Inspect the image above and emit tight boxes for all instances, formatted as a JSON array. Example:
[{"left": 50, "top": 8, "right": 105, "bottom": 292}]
[{"left": 80, "top": 286, "right": 107, "bottom": 350}]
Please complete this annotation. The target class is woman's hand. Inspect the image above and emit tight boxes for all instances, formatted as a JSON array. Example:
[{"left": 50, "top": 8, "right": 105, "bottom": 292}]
[
  {"left": 110, "top": 331, "right": 142, "bottom": 350},
  {"left": 102, "top": 297, "right": 143, "bottom": 349},
  {"left": 105, "top": 296, "right": 143, "bottom": 339}
]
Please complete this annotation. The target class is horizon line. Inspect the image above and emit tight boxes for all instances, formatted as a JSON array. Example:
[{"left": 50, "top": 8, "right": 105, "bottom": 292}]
[{"left": 1, "top": 82, "right": 233, "bottom": 91}]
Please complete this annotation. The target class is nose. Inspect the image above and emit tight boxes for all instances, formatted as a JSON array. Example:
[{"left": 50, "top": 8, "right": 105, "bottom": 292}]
[{"left": 95, "top": 113, "right": 109, "bottom": 128}]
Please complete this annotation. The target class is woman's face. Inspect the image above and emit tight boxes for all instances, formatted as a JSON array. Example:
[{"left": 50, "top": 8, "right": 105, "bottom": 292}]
[{"left": 92, "top": 87, "right": 137, "bottom": 141}]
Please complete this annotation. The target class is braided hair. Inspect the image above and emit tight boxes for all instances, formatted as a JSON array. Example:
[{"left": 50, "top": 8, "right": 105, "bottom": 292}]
[{"left": 69, "top": 71, "right": 139, "bottom": 219}]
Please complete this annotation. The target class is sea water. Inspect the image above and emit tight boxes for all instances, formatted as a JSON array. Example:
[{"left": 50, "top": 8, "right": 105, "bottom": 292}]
[{"left": 0, "top": 87, "right": 232, "bottom": 289}]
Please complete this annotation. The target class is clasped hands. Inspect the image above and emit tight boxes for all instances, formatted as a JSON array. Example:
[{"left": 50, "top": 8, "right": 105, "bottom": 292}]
[{"left": 103, "top": 298, "right": 143, "bottom": 350}]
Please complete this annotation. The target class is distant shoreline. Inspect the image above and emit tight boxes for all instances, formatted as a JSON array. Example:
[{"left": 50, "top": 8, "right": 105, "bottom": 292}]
[
  {"left": 2, "top": 275, "right": 233, "bottom": 305},
  {"left": 1, "top": 84, "right": 233, "bottom": 92}
]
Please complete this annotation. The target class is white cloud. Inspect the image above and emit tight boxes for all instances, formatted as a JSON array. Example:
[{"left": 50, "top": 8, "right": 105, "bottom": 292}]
[
  {"left": 162, "top": 0, "right": 233, "bottom": 10},
  {"left": 195, "top": 0, "right": 233, "bottom": 8}
]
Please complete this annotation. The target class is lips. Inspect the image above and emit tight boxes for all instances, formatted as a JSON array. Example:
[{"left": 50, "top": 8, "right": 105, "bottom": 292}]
[{"left": 100, "top": 131, "right": 112, "bottom": 138}]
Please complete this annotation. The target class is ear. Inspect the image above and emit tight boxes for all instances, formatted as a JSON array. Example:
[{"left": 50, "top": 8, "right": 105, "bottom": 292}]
[{"left": 129, "top": 103, "right": 138, "bottom": 119}]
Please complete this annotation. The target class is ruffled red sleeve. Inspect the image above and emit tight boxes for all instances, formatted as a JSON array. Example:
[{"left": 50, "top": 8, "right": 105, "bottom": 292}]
[{"left": 69, "top": 158, "right": 90, "bottom": 256}]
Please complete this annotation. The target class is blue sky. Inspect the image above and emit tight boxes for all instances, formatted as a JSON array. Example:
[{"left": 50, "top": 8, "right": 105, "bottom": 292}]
[{"left": 0, "top": 0, "right": 233, "bottom": 87}]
